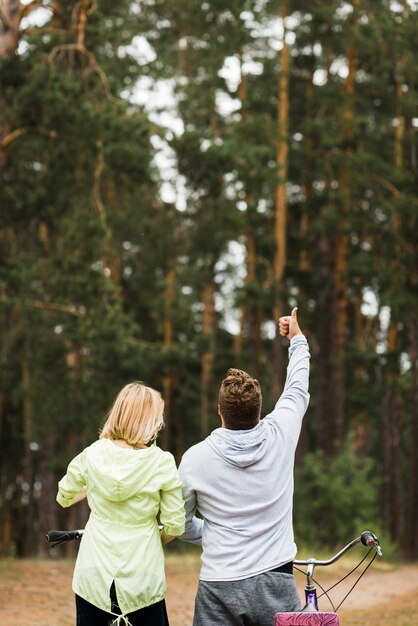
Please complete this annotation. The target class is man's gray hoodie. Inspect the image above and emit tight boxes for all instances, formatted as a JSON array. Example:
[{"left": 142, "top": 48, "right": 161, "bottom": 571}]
[{"left": 178, "top": 334, "right": 310, "bottom": 581}]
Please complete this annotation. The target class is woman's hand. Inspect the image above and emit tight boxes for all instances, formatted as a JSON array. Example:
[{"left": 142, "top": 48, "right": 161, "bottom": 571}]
[
  {"left": 72, "top": 486, "right": 87, "bottom": 504},
  {"left": 160, "top": 529, "right": 175, "bottom": 545}
]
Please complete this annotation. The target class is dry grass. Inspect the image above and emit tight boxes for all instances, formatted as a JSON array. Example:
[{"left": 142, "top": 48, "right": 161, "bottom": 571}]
[{"left": 0, "top": 555, "right": 417, "bottom": 625}]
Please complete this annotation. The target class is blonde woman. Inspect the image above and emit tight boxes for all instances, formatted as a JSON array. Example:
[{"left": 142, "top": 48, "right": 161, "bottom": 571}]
[{"left": 57, "top": 382, "right": 185, "bottom": 626}]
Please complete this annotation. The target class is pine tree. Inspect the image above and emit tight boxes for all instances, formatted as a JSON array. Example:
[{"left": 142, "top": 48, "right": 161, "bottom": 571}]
[{"left": 0, "top": 0, "right": 160, "bottom": 555}]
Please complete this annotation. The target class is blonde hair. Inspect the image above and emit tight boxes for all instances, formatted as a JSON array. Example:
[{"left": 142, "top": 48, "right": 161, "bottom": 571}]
[{"left": 100, "top": 382, "right": 164, "bottom": 447}]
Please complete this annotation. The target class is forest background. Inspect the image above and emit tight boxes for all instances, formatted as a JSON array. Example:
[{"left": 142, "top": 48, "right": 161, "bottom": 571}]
[{"left": 0, "top": 0, "right": 417, "bottom": 561}]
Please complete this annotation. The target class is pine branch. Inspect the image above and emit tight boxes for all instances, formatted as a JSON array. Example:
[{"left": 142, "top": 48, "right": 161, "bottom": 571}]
[
  {"left": 0, "top": 295, "right": 158, "bottom": 348},
  {"left": 1, "top": 296, "right": 87, "bottom": 318},
  {"left": 0, "top": 8, "right": 13, "bottom": 30},
  {"left": 48, "top": 43, "right": 123, "bottom": 105},
  {"left": 0, "top": 127, "right": 57, "bottom": 149},
  {"left": 92, "top": 139, "right": 109, "bottom": 234},
  {"left": 20, "top": 1, "right": 50, "bottom": 19},
  {"left": 1, "top": 127, "right": 28, "bottom": 148},
  {"left": 372, "top": 175, "right": 402, "bottom": 198},
  {"left": 125, "top": 336, "right": 160, "bottom": 350}
]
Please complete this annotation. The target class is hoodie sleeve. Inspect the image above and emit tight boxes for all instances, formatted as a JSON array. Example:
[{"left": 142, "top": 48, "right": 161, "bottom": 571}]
[
  {"left": 159, "top": 453, "right": 186, "bottom": 537},
  {"left": 264, "top": 334, "right": 310, "bottom": 442},
  {"left": 56, "top": 448, "right": 87, "bottom": 508},
  {"left": 177, "top": 451, "right": 204, "bottom": 545}
]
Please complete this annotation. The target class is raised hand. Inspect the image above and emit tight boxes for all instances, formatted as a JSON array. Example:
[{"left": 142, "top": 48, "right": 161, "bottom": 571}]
[{"left": 278, "top": 307, "right": 302, "bottom": 340}]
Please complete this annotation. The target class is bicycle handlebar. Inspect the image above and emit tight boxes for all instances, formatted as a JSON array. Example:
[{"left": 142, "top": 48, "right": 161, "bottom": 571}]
[
  {"left": 294, "top": 530, "right": 382, "bottom": 567},
  {"left": 45, "top": 527, "right": 381, "bottom": 565},
  {"left": 45, "top": 524, "right": 164, "bottom": 548}
]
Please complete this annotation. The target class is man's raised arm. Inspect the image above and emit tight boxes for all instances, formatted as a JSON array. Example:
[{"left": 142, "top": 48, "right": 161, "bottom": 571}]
[{"left": 264, "top": 307, "right": 310, "bottom": 437}]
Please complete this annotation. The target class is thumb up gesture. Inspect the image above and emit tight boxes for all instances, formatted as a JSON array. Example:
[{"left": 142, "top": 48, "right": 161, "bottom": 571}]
[{"left": 279, "top": 307, "right": 302, "bottom": 340}]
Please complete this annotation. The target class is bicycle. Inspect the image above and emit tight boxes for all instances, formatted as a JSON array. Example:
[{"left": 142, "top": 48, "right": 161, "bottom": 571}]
[
  {"left": 46, "top": 528, "right": 382, "bottom": 625},
  {"left": 275, "top": 530, "right": 382, "bottom": 625}
]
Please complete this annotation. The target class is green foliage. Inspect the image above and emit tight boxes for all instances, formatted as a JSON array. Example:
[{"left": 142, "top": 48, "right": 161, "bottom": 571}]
[
  {"left": 1, "top": 0, "right": 417, "bottom": 558},
  {"left": 294, "top": 442, "right": 380, "bottom": 549}
]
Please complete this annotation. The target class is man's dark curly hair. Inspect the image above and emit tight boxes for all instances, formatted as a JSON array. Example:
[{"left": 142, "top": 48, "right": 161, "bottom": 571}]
[{"left": 218, "top": 368, "right": 262, "bottom": 430}]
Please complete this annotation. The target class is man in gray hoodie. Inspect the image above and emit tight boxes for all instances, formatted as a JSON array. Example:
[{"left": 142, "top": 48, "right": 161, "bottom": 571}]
[{"left": 178, "top": 308, "right": 310, "bottom": 626}]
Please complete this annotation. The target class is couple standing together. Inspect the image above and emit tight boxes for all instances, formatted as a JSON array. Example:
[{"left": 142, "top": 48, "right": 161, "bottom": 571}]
[{"left": 57, "top": 308, "right": 310, "bottom": 626}]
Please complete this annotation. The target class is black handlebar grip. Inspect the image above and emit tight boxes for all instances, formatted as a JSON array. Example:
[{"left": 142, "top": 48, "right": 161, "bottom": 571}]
[
  {"left": 360, "top": 530, "right": 378, "bottom": 546},
  {"left": 46, "top": 530, "right": 81, "bottom": 543}
]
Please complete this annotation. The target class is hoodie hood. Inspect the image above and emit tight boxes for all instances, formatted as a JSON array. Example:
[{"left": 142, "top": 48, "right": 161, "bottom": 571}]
[
  {"left": 205, "top": 421, "right": 268, "bottom": 468},
  {"left": 86, "top": 439, "right": 157, "bottom": 502}
]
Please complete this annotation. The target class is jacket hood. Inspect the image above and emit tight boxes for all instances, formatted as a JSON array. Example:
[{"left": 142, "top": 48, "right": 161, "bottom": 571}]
[
  {"left": 86, "top": 440, "right": 156, "bottom": 502},
  {"left": 205, "top": 421, "right": 268, "bottom": 468}
]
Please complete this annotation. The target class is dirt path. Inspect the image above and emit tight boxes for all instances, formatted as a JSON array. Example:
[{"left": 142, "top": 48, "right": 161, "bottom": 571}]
[{"left": 0, "top": 556, "right": 417, "bottom": 625}]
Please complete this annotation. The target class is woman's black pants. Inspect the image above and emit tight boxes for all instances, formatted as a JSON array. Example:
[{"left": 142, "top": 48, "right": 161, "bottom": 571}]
[{"left": 75, "top": 582, "right": 169, "bottom": 626}]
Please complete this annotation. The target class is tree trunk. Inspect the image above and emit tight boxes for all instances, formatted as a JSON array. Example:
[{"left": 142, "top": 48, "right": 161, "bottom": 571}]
[
  {"left": 392, "top": 6, "right": 417, "bottom": 556},
  {"left": 382, "top": 322, "right": 404, "bottom": 545},
  {"left": 382, "top": 13, "right": 408, "bottom": 551},
  {"left": 233, "top": 65, "right": 263, "bottom": 373},
  {"left": 161, "top": 257, "right": 175, "bottom": 452},
  {"left": 317, "top": 5, "right": 358, "bottom": 455},
  {"left": 334, "top": 5, "right": 357, "bottom": 449},
  {"left": 271, "top": 1, "right": 289, "bottom": 402},
  {"left": 21, "top": 351, "right": 36, "bottom": 556},
  {"left": 0, "top": 0, "right": 20, "bottom": 58},
  {"left": 408, "top": 316, "right": 418, "bottom": 558},
  {"left": 235, "top": 223, "right": 262, "bottom": 377},
  {"left": 38, "top": 434, "right": 59, "bottom": 557},
  {"left": 200, "top": 279, "right": 215, "bottom": 438},
  {"left": 0, "top": 0, "right": 19, "bottom": 194},
  {"left": 0, "top": 465, "right": 13, "bottom": 556},
  {"left": 0, "top": 385, "right": 13, "bottom": 556},
  {"left": 316, "top": 229, "right": 337, "bottom": 453}
]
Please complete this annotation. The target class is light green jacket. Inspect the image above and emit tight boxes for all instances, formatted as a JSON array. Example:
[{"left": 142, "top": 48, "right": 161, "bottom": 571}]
[{"left": 57, "top": 439, "right": 185, "bottom": 615}]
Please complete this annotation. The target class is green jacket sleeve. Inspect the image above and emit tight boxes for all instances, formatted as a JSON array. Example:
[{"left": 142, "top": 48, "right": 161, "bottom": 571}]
[
  {"left": 159, "top": 454, "right": 185, "bottom": 537},
  {"left": 56, "top": 449, "right": 87, "bottom": 508}
]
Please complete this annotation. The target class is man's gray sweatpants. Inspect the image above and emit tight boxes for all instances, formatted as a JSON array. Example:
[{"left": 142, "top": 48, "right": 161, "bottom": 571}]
[{"left": 193, "top": 571, "right": 301, "bottom": 626}]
